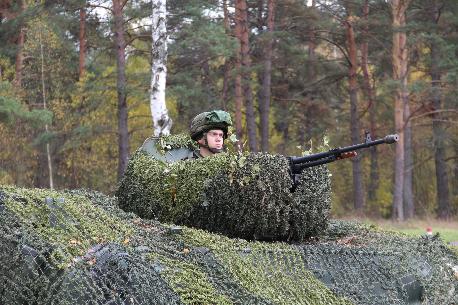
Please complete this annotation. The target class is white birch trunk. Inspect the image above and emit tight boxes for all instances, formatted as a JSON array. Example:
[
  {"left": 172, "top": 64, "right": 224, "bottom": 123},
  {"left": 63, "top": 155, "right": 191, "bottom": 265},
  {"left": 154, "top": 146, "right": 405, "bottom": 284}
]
[{"left": 151, "top": 0, "right": 172, "bottom": 136}]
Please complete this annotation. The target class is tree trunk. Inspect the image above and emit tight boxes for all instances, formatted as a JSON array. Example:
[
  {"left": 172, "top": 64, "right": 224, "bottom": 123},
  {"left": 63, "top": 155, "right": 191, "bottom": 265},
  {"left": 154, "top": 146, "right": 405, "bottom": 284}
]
[
  {"left": 454, "top": 141, "right": 458, "bottom": 197},
  {"left": 361, "top": 0, "right": 379, "bottom": 203},
  {"left": 13, "top": 0, "right": 25, "bottom": 88},
  {"left": 201, "top": 60, "right": 213, "bottom": 105},
  {"left": 402, "top": 0, "right": 414, "bottom": 218},
  {"left": 113, "top": 0, "right": 129, "bottom": 179},
  {"left": 276, "top": 99, "right": 289, "bottom": 155},
  {"left": 344, "top": 8, "right": 364, "bottom": 213},
  {"left": 301, "top": 0, "right": 317, "bottom": 146},
  {"left": 39, "top": 31, "right": 54, "bottom": 189},
  {"left": 430, "top": 24, "right": 451, "bottom": 219},
  {"left": 259, "top": 0, "right": 275, "bottom": 152},
  {"left": 307, "top": 0, "right": 317, "bottom": 80},
  {"left": 403, "top": 103, "right": 414, "bottom": 218},
  {"left": 257, "top": 0, "right": 264, "bottom": 30},
  {"left": 390, "top": 0, "right": 410, "bottom": 221},
  {"left": 220, "top": 0, "right": 231, "bottom": 111},
  {"left": 151, "top": 0, "right": 172, "bottom": 137},
  {"left": 78, "top": 5, "right": 87, "bottom": 80},
  {"left": 221, "top": 62, "right": 231, "bottom": 111},
  {"left": 233, "top": 2, "right": 244, "bottom": 146},
  {"left": 235, "top": 0, "right": 257, "bottom": 152}
]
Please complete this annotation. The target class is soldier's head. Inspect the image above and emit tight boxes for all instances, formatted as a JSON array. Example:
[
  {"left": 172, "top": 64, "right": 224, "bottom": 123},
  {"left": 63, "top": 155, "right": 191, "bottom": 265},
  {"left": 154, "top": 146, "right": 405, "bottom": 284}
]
[{"left": 190, "top": 110, "right": 232, "bottom": 155}]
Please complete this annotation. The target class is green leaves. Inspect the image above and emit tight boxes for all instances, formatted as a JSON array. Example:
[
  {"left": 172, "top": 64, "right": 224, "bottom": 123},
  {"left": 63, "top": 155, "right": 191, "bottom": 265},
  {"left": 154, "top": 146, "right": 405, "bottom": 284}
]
[{"left": 0, "top": 82, "right": 52, "bottom": 127}]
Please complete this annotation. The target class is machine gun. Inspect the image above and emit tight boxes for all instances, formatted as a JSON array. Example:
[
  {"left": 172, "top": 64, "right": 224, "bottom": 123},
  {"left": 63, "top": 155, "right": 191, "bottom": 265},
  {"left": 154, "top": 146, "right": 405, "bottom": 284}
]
[{"left": 288, "top": 133, "right": 399, "bottom": 187}]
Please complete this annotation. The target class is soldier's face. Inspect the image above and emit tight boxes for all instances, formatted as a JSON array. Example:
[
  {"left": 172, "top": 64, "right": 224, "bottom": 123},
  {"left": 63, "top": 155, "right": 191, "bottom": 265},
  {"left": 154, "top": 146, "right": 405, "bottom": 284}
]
[{"left": 205, "top": 129, "right": 224, "bottom": 150}]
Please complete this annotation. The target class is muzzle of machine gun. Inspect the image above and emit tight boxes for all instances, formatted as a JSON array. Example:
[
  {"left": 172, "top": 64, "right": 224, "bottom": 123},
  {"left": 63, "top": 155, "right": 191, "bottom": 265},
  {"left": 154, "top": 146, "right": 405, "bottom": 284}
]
[{"left": 288, "top": 133, "right": 399, "bottom": 189}]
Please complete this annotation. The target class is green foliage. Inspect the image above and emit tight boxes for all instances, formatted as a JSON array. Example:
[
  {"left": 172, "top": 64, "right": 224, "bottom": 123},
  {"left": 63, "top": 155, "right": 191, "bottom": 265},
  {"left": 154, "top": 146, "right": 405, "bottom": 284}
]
[
  {"left": 167, "top": 2, "right": 237, "bottom": 131},
  {"left": 0, "top": 56, "right": 15, "bottom": 80},
  {"left": 0, "top": 81, "right": 52, "bottom": 127},
  {"left": 0, "top": 0, "right": 457, "bottom": 220}
]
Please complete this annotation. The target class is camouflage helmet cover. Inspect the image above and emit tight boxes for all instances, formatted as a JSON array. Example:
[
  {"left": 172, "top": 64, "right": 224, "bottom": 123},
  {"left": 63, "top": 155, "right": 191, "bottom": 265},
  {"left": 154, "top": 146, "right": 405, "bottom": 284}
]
[{"left": 190, "top": 110, "right": 233, "bottom": 141}]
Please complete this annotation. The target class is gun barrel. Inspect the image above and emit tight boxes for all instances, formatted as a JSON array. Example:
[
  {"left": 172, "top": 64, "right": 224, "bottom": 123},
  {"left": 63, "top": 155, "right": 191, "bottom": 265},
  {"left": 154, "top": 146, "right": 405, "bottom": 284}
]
[
  {"left": 290, "top": 134, "right": 398, "bottom": 165},
  {"left": 384, "top": 134, "right": 399, "bottom": 144}
]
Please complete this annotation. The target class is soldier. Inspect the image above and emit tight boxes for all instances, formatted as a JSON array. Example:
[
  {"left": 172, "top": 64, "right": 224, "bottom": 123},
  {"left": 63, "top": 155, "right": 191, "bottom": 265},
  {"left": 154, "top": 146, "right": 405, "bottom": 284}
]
[
  {"left": 138, "top": 110, "right": 233, "bottom": 162},
  {"left": 189, "top": 110, "right": 232, "bottom": 158}
]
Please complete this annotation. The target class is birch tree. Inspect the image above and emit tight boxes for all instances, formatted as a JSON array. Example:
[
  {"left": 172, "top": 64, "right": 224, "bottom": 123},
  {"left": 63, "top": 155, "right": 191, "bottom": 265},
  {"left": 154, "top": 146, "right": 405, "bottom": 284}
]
[{"left": 151, "top": 0, "right": 172, "bottom": 137}]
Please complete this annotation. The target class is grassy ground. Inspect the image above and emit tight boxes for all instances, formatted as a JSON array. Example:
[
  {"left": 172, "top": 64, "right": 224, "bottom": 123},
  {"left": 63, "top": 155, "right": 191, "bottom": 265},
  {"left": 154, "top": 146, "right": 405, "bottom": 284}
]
[{"left": 338, "top": 217, "right": 458, "bottom": 243}]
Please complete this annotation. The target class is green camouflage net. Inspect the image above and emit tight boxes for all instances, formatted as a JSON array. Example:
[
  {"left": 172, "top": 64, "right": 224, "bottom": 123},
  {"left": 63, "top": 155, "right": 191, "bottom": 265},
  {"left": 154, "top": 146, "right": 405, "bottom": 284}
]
[
  {"left": 289, "top": 166, "right": 332, "bottom": 240},
  {"left": 117, "top": 146, "right": 331, "bottom": 241},
  {"left": 0, "top": 187, "right": 181, "bottom": 304},
  {"left": 1, "top": 186, "right": 457, "bottom": 304},
  {"left": 0, "top": 186, "right": 346, "bottom": 305},
  {"left": 155, "top": 133, "right": 198, "bottom": 153}
]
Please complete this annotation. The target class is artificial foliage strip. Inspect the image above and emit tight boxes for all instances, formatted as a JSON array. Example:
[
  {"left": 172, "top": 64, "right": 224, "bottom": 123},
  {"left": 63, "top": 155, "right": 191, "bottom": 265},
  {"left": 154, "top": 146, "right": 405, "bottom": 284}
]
[{"left": 117, "top": 134, "right": 331, "bottom": 241}]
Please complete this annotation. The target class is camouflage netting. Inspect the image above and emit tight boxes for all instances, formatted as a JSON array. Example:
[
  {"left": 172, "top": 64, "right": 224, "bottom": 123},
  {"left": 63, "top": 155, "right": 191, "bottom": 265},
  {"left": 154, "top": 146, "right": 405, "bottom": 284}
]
[
  {"left": 1, "top": 186, "right": 457, "bottom": 305},
  {"left": 117, "top": 137, "right": 331, "bottom": 241}
]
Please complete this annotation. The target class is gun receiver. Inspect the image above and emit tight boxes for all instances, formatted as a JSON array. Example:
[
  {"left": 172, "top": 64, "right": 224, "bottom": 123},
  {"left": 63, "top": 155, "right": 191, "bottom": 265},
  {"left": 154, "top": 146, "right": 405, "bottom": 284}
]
[{"left": 288, "top": 133, "right": 399, "bottom": 175}]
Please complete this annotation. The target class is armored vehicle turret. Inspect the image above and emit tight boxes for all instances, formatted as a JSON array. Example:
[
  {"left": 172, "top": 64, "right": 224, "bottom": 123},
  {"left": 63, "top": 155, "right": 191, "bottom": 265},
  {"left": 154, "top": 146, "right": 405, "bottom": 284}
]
[{"left": 117, "top": 133, "right": 331, "bottom": 241}]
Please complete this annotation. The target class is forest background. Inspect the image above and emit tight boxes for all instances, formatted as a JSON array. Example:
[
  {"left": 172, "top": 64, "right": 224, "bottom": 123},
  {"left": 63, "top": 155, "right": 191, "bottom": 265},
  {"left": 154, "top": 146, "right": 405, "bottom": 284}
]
[{"left": 0, "top": 0, "right": 457, "bottom": 221}]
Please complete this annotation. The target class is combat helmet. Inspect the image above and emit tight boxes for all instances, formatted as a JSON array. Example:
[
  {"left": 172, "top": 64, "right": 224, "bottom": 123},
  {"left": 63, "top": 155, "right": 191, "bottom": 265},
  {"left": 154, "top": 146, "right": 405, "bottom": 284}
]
[{"left": 190, "top": 110, "right": 232, "bottom": 141}]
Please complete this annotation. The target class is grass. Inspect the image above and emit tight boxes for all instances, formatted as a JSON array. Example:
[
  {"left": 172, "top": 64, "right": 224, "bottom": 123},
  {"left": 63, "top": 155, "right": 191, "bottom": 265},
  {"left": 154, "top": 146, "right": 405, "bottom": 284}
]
[{"left": 338, "top": 217, "right": 458, "bottom": 243}]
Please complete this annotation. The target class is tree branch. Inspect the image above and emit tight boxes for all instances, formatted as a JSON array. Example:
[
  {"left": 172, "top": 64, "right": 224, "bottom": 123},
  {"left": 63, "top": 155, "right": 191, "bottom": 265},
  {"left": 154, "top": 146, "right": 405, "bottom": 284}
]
[
  {"left": 87, "top": 3, "right": 113, "bottom": 13},
  {"left": 315, "top": 36, "right": 351, "bottom": 67},
  {"left": 121, "top": 0, "right": 129, "bottom": 10},
  {"left": 125, "top": 34, "right": 151, "bottom": 47}
]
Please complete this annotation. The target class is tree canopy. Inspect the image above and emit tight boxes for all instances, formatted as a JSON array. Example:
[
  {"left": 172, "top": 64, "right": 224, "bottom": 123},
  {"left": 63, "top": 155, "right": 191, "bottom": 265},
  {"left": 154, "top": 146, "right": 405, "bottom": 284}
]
[{"left": 0, "top": 0, "right": 456, "bottom": 219}]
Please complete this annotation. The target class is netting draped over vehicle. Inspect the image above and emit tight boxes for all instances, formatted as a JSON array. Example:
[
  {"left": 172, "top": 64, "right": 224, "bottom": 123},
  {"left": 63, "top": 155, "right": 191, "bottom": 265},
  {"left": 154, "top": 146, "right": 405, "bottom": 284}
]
[
  {"left": 117, "top": 142, "right": 331, "bottom": 241},
  {"left": 1, "top": 186, "right": 457, "bottom": 305}
]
